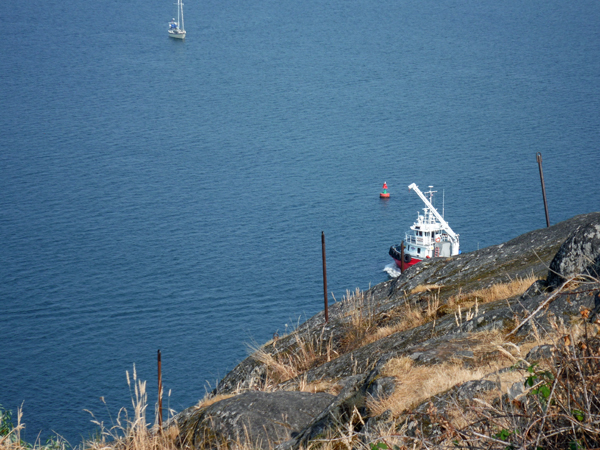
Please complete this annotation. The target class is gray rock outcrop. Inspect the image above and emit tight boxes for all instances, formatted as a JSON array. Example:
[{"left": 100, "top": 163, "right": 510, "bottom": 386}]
[
  {"left": 547, "top": 219, "right": 600, "bottom": 288},
  {"left": 177, "top": 391, "right": 334, "bottom": 449}
]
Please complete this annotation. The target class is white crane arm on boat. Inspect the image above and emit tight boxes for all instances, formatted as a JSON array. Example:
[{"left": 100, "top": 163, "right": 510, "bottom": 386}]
[{"left": 408, "top": 183, "right": 459, "bottom": 244}]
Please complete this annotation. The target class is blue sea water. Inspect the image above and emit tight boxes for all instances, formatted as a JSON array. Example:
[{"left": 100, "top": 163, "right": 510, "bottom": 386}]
[{"left": 1, "top": 0, "right": 599, "bottom": 444}]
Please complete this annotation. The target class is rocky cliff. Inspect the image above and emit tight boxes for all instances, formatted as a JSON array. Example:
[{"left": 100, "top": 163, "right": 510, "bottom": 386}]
[{"left": 173, "top": 212, "right": 600, "bottom": 449}]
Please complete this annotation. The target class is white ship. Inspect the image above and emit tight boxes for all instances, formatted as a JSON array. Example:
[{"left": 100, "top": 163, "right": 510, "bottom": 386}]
[{"left": 389, "top": 183, "right": 460, "bottom": 270}]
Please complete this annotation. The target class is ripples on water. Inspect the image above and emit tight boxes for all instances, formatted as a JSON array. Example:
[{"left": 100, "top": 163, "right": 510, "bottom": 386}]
[{"left": 1, "top": 0, "right": 599, "bottom": 443}]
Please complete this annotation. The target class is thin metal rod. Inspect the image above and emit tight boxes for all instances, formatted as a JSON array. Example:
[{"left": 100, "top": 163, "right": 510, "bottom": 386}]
[
  {"left": 536, "top": 152, "right": 550, "bottom": 227},
  {"left": 321, "top": 231, "right": 329, "bottom": 323},
  {"left": 158, "top": 349, "right": 163, "bottom": 428},
  {"left": 400, "top": 241, "right": 405, "bottom": 274}
]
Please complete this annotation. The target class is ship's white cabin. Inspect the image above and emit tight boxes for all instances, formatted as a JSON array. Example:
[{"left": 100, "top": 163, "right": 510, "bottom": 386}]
[
  {"left": 404, "top": 186, "right": 459, "bottom": 260},
  {"left": 405, "top": 213, "right": 455, "bottom": 259}
]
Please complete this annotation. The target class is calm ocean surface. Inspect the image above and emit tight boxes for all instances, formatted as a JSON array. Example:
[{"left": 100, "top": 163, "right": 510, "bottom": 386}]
[{"left": 1, "top": 0, "right": 599, "bottom": 443}]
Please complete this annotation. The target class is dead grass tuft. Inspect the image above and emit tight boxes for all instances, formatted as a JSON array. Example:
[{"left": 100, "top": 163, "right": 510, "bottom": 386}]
[
  {"left": 362, "top": 296, "right": 441, "bottom": 347},
  {"left": 298, "top": 377, "right": 343, "bottom": 396},
  {"left": 337, "top": 289, "right": 377, "bottom": 353},
  {"left": 410, "top": 284, "right": 444, "bottom": 295},
  {"left": 194, "top": 394, "right": 236, "bottom": 410},
  {"left": 83, "top": 365, "right": 179, "bottom": 450},
  {"left": 252, "top": 330, "right": 335, "bottom": 386},
  {"left": 448, "top": 274, "right": 537, "bottom": 309},
  {"left": 369, "top": 357, "right": 501, "bottom": 417},
  {"left": 364, "top": 276, "right": 538, "bottom": 348}
]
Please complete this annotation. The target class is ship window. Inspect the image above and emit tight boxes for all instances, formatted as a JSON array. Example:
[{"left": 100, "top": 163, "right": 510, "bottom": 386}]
[{"left": 417, "top": 248, "right": 420, "bottom": 254}]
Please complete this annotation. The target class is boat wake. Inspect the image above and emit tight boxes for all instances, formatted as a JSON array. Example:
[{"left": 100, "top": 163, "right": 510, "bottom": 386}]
[{"left": 383, "top": 263, "right": 401, "bottom": 278}]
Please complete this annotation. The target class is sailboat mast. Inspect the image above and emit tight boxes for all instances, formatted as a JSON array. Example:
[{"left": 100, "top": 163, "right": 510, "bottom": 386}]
[{"left": 180, "top": 0, "right": 184, "bottom": 30}]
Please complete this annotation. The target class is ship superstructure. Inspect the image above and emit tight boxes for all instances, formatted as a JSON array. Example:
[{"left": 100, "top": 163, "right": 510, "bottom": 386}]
[{"left": 389, "top": 183, "right": 459, "bottom": 269}]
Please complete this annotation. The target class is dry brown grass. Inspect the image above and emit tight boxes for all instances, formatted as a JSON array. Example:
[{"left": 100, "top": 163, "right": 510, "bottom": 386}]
[
  {"left": 337, "top": 289, "right": 377, "bottom": 353},
  {"left": 362, "top": 296, "right": 441, "bottom": 347},
  {"left": 84, "top": 366, "right": 179, "bottom": 450},
  {"left": 297, "top": 377, "right": 343, "bottom": 396},
  {"left": 252, "top": 330, "right": 335, "bottom": 386},
  {"left": 362, "top": 275, "right": 538, "bottom": 348},
  {"left": 343, "top": 288, "right": 376, "bottom": 328},
  {"left": 253, "top": 288, "right": 374, "bottom": 384},
  {"left": 370, "top": 358, "right": 481, "bottom": 417},
  {"left": 365, "top": 327, "right": 560, "bottom": 419},
  {"left": 249, "top": 276, "right": 538, "bottom": 392},
  {"left": 368, "top": 336, "right": 512, "bottom": 417},
  {"left": 249, "top": 288, "right": 379, "bottom": 387},
  {"left": 410, "top": 284, "right": 444, "bottom": 295},
  {"left": 369, "top": 323, "right": 568, "bottom": 416},
  {"left": 448, "top": 274, "right": 537, "bottom": 309},
  {"left": 194, "top": 394, "right": 236, "bottom": 410}
]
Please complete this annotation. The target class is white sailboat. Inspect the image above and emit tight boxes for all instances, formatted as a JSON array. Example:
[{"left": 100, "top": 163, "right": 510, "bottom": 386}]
[{"left": 168, "top": 0, "right": 186, "bottom": 39}]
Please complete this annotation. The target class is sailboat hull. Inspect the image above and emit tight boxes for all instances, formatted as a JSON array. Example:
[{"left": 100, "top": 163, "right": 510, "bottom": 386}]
[{"left": 168, "top": 30, "right": 186, "bottom": 39}]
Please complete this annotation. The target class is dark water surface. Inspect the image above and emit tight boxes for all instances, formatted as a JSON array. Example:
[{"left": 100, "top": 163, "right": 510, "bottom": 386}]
[{"left": 1, "top": 0, "right": 599, "bottom": 443}]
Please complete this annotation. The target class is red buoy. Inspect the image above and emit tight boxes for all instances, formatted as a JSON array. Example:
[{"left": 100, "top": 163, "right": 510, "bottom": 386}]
[{"left": 380, "top": 182, "right": 390, "bottom": 198}]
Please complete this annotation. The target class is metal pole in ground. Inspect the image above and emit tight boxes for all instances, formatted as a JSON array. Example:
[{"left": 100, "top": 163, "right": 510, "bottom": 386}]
[
  {"left": 400, "top": 241, "right": 405, "bottom": 273},
  {"left": 157, "top": 349, "right": 163, "bottom": 428},
  {"left": 321, "top": 231, "right": 329, "bottom": 323},
  {"left": 536, "top": 152, "right": 550, "bottom": 227}
]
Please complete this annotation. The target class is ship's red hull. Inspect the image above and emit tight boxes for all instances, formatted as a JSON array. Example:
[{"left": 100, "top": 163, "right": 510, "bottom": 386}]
[{"left": 392, "top": 256, "right": 422, "bottom": 270}]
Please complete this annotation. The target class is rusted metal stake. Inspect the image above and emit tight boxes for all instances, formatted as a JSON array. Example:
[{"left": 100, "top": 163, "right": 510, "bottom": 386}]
[
  {"left": 321, "top": 231, "right": 329, "bottom": 323},
  {"left": 400, "top": 241, "right": 405, "bottom": 273},
  {"left": 157, "top": 349, "right": 163, "bottom": 428},
  {"left": 536, "top": 152, "right": 550, "bottom": 227}
]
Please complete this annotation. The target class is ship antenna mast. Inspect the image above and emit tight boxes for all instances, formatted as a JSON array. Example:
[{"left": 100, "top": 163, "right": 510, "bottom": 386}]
[{"left": 427, "top": 186, "right": 435, "bottom": 224}]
